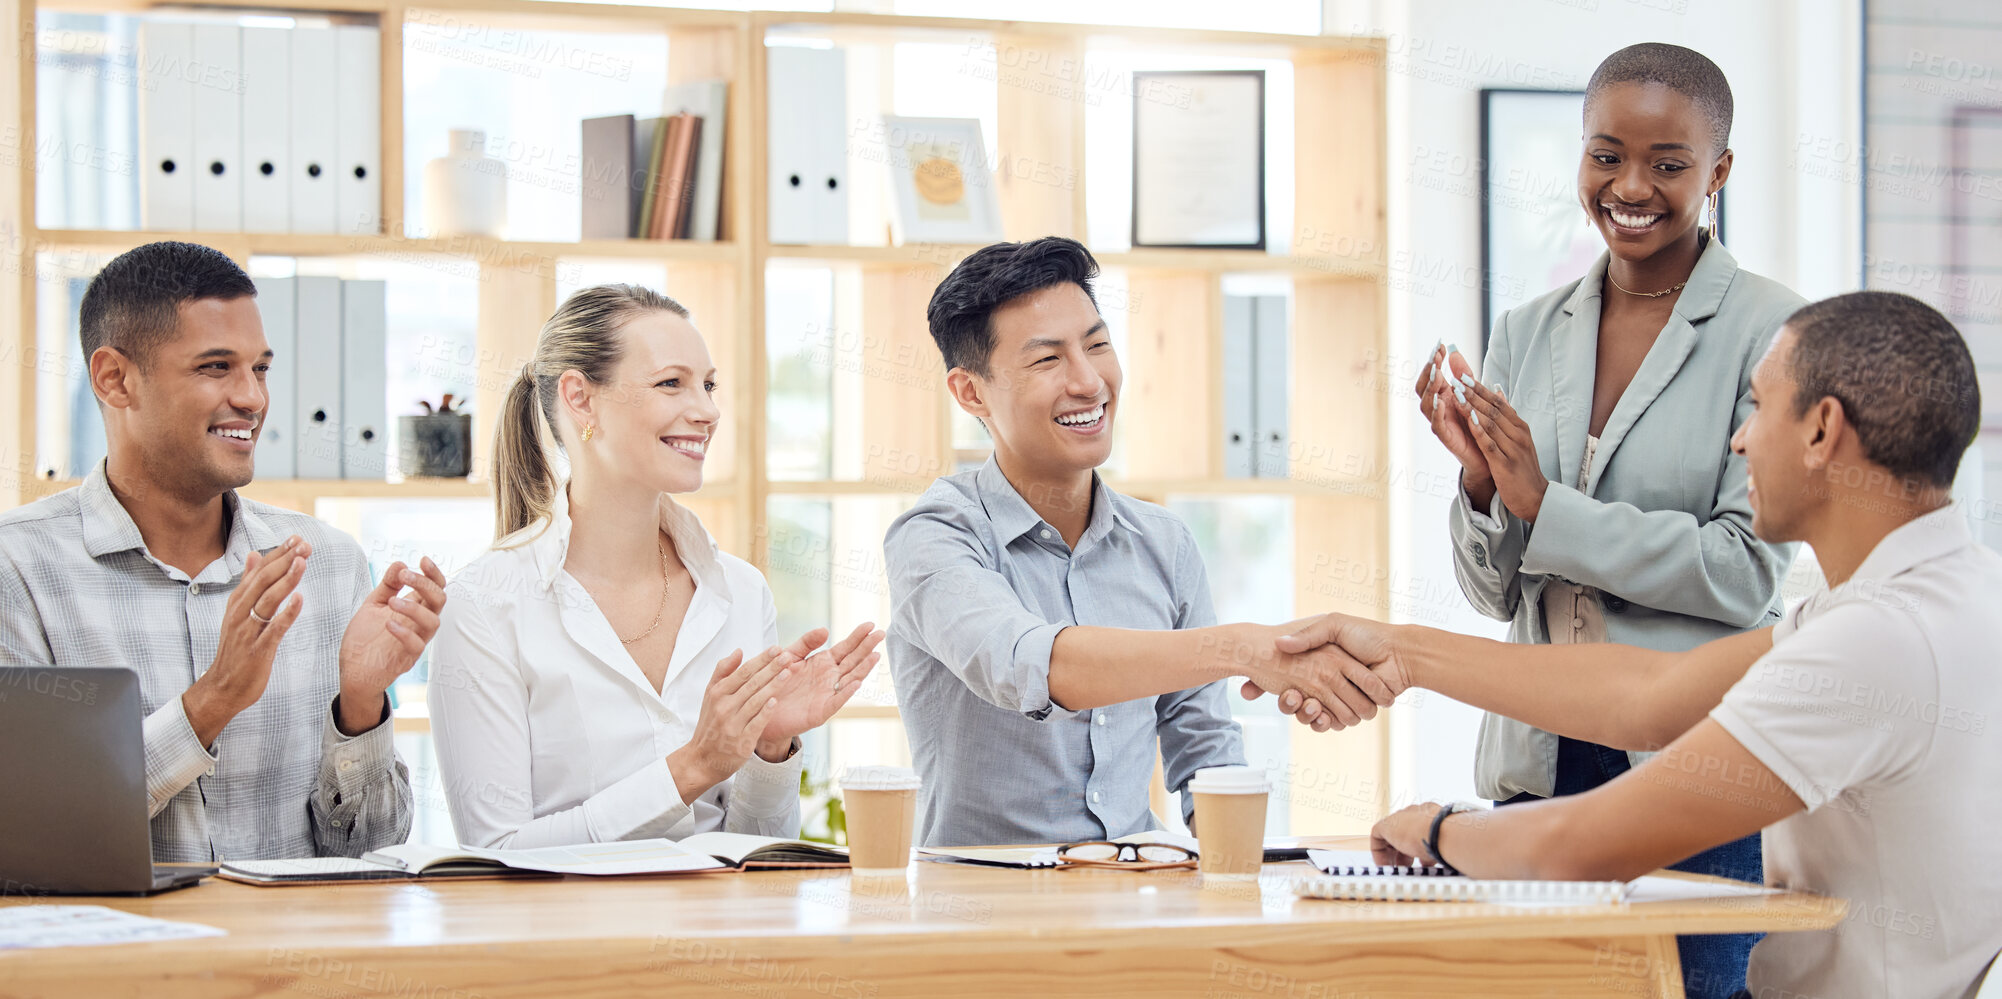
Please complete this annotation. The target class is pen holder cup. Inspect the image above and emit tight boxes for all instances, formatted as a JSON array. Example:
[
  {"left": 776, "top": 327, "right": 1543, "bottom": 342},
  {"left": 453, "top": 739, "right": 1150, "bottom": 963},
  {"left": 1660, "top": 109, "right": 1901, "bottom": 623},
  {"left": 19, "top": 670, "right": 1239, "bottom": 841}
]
[{"left": 398, "top": 413, "right": 473, "bottom": 479}]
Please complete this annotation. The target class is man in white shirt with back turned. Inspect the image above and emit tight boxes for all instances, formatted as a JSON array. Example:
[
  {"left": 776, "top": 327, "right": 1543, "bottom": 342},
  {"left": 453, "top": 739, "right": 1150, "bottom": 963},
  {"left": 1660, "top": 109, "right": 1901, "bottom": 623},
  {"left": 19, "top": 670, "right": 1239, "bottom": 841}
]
[{"left": 1263, "top": 291, "right": 1999, "bottom": 999}]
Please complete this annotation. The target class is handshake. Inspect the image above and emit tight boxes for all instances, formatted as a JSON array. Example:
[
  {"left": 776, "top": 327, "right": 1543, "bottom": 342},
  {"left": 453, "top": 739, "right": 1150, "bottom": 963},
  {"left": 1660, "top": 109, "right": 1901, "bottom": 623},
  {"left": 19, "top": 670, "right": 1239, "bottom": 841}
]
[{"left": 1213, "top": 614, "right": 1417, "bottom": 732}]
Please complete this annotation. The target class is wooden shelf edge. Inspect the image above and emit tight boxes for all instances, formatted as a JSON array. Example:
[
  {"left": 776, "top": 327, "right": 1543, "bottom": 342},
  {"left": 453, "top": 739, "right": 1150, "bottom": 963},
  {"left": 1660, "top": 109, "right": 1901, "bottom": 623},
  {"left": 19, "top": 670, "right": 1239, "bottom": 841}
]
[
  {"left": 27, "top": 229, "right": 742, "bottom": 263},
  {"left": 33, "top": 0, "right": 744, "bottom": 28},
  {"left": 22, "top": 477, "right": 744, "bottom": 507},
  {"left": 764, "top": 477, "right": 1380, "bottom": 498},
  {"left": 762, "top": 242, "right": 1385, "bottom": 279},
  {"left": 384, "top": 701, "right": 901, "bottom": 734},
  {"left": 754, "top": 9, "right": 1381, "bottom": 54}
]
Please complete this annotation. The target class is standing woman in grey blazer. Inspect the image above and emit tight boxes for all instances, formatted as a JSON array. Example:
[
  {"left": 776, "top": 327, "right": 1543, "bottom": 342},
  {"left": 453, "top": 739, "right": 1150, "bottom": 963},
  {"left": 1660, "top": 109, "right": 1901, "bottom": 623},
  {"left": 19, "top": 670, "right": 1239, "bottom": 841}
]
[{"left": 1421, "top": 44, "right": 1800, "bottom": 999}]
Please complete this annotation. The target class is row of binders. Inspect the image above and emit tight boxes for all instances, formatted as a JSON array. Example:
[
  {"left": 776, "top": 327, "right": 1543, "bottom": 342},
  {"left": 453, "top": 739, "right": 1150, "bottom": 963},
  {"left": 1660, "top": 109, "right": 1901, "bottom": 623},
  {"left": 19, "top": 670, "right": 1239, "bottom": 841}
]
[
  {"left": 250, "top": 277, "right": 388, "bottom": 480},
  {"left": 137, "top": 20, "right": 381, "bottom": 234},
  {"left": 1223, "top": 295, "right": 1292, "bottom": 479},
  {"left": 580, "top": 80, "right": 728, "bottom": 241}
]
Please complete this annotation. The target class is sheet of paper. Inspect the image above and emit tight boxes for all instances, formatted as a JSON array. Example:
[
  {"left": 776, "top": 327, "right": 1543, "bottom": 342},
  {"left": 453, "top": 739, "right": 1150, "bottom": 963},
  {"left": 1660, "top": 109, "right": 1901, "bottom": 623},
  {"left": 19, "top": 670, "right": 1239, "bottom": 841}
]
[
  {"left": 226, "top": 858, "right": 401, "bottom": 878},
  {"left": 1624, "top": 876, "right": 1782, "bottom": 903},
  {"left": 0, "top": 905, "right": 226, "bottom": 950},
  {"left": 493, "top": 840, "right": 724, "bottom": 876}
]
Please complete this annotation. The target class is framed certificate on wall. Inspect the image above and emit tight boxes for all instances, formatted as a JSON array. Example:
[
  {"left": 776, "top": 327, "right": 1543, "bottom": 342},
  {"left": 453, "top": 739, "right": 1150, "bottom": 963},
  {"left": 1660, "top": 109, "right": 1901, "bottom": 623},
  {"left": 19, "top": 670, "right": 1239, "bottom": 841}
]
[{"left": 1132, "top": 70, "right": 1266, "bottom": 250}]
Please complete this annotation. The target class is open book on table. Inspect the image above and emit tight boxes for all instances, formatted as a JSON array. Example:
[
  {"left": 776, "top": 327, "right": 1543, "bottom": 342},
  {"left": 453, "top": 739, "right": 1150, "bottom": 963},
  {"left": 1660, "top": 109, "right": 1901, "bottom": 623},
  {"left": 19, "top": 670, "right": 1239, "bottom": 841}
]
[{"left": 218, "top": 834, "right": 847, "bottom": 886}]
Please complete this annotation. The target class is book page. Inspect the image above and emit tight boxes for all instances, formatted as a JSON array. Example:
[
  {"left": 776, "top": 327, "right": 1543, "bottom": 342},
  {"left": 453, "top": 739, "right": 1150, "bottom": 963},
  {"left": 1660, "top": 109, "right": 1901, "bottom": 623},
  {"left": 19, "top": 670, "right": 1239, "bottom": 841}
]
[
  {"left": 677, "top": 832, "right": 845, "bottom": 865},
  {"left": 222, "top": 857, "right": 405, "bottom": 879},
  {"left": 474, "top": 839, "right": 725, "bottom": 876}
]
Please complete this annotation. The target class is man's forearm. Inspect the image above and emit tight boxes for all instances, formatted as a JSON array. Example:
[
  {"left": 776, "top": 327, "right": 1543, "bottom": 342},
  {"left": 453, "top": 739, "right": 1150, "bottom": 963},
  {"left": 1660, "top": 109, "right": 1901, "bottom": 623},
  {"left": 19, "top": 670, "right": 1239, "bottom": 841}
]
[
  {"left": 1049, "top": 623, "right": 1275, "bottom": 711},
  {"left": 1403, "top": 625, "right": 1773, "bottom": 751}
]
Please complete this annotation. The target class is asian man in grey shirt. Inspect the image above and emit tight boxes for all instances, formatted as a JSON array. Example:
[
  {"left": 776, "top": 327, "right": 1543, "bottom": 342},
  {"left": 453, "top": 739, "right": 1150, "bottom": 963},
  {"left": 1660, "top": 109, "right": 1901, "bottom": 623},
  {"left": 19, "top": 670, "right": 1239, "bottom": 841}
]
[{"left": 884, "top": 238, "right": 1394, "bottom": 847}]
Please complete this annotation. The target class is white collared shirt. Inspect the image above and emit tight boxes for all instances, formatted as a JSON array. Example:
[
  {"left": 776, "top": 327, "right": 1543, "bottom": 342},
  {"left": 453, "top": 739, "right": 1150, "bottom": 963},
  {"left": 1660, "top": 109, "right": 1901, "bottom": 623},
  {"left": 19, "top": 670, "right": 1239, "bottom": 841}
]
[
  {"left": 1711, "top": 504, "right": 2002, "bottom": 999},
  {"left": 429, "top": 487, "right": 802, "bottom": 849}
]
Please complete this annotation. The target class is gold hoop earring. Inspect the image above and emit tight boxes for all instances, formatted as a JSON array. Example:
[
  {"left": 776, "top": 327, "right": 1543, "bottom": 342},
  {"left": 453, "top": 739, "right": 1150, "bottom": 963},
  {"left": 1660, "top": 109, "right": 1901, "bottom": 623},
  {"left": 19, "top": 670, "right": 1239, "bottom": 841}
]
[{"left": 581, "top": 425, "right": 595, "bottom": 443}]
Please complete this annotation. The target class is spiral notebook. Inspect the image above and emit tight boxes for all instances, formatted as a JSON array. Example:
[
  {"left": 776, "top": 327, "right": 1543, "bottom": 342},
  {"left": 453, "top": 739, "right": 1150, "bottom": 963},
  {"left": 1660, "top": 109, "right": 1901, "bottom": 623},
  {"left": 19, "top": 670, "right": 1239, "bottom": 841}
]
[{"left": 1297, "top": 850, "right": 1779, "bottom": 905}]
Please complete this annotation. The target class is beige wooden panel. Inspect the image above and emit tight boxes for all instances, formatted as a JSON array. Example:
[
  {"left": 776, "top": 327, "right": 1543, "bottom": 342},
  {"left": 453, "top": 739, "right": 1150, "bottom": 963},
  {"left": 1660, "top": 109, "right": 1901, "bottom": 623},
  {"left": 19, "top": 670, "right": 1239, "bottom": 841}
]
[
  {"left": 993, "top": 35, "right": 1085, "bottom": 241},
  {"left": 377, "top": 7, "right": 404, "bottom": 236},
  {"left": 1120, "top": 270, "right": 1216, "bottom": 481},
  {"left": 1294, "top": 48, "right": 1385, "bottom": 272},
  {"left": 855, "top": 264, "right": 949, "bottom": 492},
  {"left": 1287, "top": 493, "right": 1390, "bottom": 835},
  {"left": 2, "top": 0, "right": 28, "bottom": 509},
  {"left": 473, "top": 257, "right": 558, "bottom": 483},
  {"left": 1289, "top": 275, "right": 1384, "bottom": 490},
  {"left": 676, "top": 491, "right": 742, "bottom": 559},
  {"left": 667, "top": 26, "right": 734, "bottom": 82}
]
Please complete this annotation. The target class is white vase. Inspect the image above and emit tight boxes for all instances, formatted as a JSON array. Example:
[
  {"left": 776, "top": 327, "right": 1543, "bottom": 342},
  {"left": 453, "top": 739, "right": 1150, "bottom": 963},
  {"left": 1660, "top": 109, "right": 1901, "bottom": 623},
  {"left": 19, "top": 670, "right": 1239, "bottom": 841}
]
[{"left": 422, "top": 129, "right": 507, "bottom": 238}]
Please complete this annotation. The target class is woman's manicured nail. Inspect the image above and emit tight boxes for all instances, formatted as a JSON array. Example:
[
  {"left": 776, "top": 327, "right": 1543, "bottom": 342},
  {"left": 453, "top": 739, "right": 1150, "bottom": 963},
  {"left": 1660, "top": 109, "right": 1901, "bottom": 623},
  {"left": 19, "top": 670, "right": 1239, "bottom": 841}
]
[
  {"left": 1471, "top": 410, "right": 1482, "bottom": 427},
  {"left": 1447, "top": 343, "right": 1461, "bottom": 355},
  {"left": 1458, "top": 372, "right": 1477, "bottom": 389},
  {"left": 1452, "top": 384, "right": 1467, "bottom": 405},
  {"left": 1425, "top": 363, "right": 1435, "bottom": 384}
]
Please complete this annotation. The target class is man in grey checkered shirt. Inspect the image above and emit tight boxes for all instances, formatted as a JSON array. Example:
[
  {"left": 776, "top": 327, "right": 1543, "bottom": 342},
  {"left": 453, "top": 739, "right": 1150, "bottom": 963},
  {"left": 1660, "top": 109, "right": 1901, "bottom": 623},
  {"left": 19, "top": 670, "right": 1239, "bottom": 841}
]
[{"left": 0, "top": 242, "right": 448, "bottom": 863}]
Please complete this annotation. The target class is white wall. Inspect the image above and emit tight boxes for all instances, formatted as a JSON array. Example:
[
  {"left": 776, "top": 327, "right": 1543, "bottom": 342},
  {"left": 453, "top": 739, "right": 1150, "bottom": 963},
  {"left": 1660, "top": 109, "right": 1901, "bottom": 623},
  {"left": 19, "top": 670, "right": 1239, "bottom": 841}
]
[{"left": 1322, "top": 0, "right": 1865, "bottom": 806}]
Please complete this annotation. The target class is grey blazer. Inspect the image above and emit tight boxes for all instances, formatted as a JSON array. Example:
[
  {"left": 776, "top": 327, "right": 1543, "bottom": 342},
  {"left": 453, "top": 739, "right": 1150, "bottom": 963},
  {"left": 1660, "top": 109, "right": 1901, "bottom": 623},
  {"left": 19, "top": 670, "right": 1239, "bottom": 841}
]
[{"left": 1449, "top": 238, "right": 1803, "bottom": 801}]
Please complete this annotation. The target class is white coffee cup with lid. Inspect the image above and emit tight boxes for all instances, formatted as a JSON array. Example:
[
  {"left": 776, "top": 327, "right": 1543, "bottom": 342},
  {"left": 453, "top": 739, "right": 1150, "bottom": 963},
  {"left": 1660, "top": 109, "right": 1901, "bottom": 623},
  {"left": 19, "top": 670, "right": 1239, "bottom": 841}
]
[
  {"left": 1187, "top": 766, "right": 1270, "bottom": 880},
  {"left": 840, "top": 766, "right": 921, "bottom": 877}
]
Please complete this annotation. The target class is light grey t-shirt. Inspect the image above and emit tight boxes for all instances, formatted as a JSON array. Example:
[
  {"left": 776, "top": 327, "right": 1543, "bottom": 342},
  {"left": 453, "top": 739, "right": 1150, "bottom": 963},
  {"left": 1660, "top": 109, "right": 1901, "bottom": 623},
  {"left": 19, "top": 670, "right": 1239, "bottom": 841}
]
[{"left": 1711, "top": 504, "right": 2002, "bottom": 999}]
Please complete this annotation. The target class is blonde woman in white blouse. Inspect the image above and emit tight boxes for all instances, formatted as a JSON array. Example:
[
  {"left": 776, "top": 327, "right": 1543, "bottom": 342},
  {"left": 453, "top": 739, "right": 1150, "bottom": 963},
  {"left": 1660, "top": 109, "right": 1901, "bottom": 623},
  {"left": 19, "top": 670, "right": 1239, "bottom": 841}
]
[{"left": 431, "top": 284, "right": 884, "bottom": 849}]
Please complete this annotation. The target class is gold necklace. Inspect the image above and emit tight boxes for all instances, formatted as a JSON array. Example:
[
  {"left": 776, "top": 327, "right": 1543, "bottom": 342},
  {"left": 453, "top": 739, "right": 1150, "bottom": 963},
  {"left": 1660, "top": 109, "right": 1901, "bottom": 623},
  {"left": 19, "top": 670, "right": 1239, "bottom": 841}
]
[
  {"left": 1606, "top": 269, "right": 1688, "bottom": 298},
  {"left": 618, "top": 534, "right": 672, "bottom": 646}
]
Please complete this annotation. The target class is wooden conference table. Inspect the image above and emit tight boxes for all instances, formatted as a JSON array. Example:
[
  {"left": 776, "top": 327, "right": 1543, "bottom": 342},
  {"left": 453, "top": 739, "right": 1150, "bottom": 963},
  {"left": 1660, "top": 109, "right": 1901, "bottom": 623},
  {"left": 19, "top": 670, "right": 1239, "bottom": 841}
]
[{"left": 0, "top": 837, "right": 1844, "bottom": 998}]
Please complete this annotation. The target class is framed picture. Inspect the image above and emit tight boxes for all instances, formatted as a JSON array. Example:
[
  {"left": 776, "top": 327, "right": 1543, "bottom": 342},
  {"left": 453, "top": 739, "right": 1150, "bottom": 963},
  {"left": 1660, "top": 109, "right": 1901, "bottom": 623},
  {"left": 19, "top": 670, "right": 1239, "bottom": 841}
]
[
  {"left": 880, "top": 115, "right": 1004, "bottom": 245},
  {"left": 1478, "top": 88, "right": 1727, "bottom": 347},
  {"left": 1132, "top": 70, "right": 1266, "bottom": 250}
]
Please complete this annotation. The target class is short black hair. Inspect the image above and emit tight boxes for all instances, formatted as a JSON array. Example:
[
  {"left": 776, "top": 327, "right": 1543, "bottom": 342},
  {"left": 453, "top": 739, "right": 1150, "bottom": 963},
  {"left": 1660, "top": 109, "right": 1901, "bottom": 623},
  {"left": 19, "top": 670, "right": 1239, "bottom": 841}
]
[
  {"left": 79, "top": 241, "right": 258, "bottom": 369},
  {"left": 926, "top": 237, "right": 1100, "bottom": 376},
  {"left": 1585, "top": 43, "right": 1734, "bottom": 155},
  {"left": 1784, "top": 291, "right": 1980, "bottom": 489}
]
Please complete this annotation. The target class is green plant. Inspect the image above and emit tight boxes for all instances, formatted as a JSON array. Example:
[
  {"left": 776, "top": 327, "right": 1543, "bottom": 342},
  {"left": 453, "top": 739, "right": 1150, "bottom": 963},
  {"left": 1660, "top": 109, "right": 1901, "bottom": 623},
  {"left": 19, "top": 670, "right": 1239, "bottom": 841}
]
[{"left": 798, "top": 765, "right": 847, "bottom": 846}]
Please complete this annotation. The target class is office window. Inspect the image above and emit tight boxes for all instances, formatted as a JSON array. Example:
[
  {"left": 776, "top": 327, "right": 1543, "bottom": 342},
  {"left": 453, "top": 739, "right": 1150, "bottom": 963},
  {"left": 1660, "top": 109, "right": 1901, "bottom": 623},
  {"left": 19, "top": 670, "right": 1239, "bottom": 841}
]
[
  {"left": 1167, "top": 494, "right": 1294, "bottom": 835},
  {"left": 766, "top": 266, "right": 837, "bottom": 481},
  {"left": 1864, "top": 1, "right": 2002, "bottom": 546}
]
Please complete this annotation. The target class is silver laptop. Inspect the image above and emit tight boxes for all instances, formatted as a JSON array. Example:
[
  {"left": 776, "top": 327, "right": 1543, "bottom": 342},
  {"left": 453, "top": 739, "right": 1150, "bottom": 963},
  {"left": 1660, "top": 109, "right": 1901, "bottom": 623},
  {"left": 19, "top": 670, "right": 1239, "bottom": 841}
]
[{"left": 0, "top": 667, "right": 214, "bottom": 895}]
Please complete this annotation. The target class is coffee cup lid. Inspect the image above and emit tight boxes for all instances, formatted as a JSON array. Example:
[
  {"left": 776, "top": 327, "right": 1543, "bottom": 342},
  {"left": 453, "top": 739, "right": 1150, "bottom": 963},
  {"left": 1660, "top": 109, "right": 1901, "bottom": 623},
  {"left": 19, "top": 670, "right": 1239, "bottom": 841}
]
[
  {"left": 1186, "top": 765, "right": 1270, "bottom": 794},
  {"left": 839, "top": 765, "right": 922, "bottom": 791}
]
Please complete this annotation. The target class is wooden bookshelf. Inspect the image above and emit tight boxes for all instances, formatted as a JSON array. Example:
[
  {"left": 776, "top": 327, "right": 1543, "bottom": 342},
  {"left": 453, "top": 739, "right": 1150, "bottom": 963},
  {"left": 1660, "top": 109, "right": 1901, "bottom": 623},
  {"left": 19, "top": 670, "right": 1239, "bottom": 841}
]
[{"left": 2, "top": 2, "right": 1390, "bottom": 833}]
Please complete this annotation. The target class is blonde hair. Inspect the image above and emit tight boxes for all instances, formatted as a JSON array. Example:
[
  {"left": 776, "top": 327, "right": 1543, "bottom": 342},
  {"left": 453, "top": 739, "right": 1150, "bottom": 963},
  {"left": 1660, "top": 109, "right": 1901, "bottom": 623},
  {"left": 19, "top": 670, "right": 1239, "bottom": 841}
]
[{"left": 492, "top": 283, "right": 690, "bottom": 544}]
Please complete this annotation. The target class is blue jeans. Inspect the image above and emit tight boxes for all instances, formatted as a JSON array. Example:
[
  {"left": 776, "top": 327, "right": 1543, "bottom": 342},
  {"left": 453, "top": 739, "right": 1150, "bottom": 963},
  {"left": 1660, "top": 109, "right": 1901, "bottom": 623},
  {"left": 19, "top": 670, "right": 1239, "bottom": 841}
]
[{"left": 1499, "top": 736, "right": 1763, "bottom": 999}]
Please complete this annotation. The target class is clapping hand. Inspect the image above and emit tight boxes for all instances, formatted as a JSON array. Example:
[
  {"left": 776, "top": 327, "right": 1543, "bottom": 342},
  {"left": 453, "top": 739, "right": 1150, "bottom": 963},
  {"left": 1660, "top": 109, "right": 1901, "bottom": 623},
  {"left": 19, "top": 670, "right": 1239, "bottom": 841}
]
[
  {"left": 760, "top": 622, "right": 886, "bottom": 747},
  {"left": 1448, "top": 375, "right": 1551, "bottom": 523},
  {"left": 1417, "top": 343, "right": 1489, "bottom": 488},
  {"left": 670, "top": 645, "right": 797, "bottom": 801},
  {"left": 337, "top": 558, "right": 449, "bottom": 735}
]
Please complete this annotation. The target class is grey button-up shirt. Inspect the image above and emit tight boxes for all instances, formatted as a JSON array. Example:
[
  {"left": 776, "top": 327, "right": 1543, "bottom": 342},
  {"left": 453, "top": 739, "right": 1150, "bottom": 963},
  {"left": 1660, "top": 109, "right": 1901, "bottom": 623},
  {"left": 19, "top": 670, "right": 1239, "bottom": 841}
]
[
  {"left": 0, "top": 463, "right": 412, "bottom": 862},
  {"left": 884, "top": 457, "right": 1244, "bottom": 847}
]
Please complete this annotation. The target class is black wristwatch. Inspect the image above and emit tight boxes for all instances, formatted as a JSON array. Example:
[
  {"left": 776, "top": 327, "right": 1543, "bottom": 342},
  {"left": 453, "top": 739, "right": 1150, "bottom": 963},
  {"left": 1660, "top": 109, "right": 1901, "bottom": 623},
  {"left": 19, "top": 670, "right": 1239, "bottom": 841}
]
[{"left": 1424, "top": 803, "right": 1463, "bottom": 873}]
